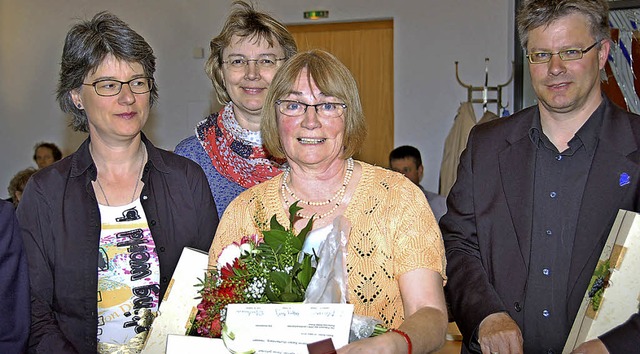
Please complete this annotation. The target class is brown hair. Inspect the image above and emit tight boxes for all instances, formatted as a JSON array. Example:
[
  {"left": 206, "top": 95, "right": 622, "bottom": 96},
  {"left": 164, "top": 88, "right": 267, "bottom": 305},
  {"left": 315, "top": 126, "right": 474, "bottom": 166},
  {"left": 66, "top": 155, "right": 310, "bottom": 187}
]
[
  {"left": 205, "top": 0, "right": 297, "bottom": 105},
  {"left": 8, "top": 168, "right": 37, "bottom": 207},
  {"left": 261, "top": 50, "right": 367, "bottom": 159},
  {"left": 33, "top": 142, "right": 63, "bottom": 162}
]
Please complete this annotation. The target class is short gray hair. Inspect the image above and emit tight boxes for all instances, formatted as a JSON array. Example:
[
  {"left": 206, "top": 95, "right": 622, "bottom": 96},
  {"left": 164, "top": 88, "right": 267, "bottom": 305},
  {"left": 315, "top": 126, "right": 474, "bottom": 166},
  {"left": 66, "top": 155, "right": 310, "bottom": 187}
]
[
  {"left": 56, "top": 11, "right": 158, "bottom": 132},
  {"left": 516, "top": 0, "right": 610, "bottom": 49}
]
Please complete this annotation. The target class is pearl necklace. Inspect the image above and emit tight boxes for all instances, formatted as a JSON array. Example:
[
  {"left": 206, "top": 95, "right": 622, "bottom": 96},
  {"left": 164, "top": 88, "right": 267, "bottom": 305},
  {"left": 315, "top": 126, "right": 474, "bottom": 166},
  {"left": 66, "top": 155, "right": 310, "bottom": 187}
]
[
  {"left": 94, "top": 146, "right": 146, "bottom": 206},
  {"left": 281, "top": 158, "right": 354, "bottom": 219}
]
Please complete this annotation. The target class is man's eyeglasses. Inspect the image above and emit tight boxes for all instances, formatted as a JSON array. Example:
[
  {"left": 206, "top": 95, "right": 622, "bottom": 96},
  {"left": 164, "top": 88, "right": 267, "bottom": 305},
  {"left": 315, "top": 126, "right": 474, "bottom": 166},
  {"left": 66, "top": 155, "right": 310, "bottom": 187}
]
[
  {"left": 222, "top": 55, "right": 286, "bottom": 71},
  {"left": 275, "top": 100, "right": 347, "bottom": 118},
  {"left": 83, "top": 77, "right": 154, "bottom": 97},
  {"left": 526, "top": 42, "right": 599, "bottom": 64}
]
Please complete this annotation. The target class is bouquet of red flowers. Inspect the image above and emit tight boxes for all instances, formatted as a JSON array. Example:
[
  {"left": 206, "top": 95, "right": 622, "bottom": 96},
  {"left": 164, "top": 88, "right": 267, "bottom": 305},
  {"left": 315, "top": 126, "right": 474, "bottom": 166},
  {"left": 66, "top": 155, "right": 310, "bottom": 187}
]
[{"left": 191, "top": 202, "right": 316, "bottom": 338}]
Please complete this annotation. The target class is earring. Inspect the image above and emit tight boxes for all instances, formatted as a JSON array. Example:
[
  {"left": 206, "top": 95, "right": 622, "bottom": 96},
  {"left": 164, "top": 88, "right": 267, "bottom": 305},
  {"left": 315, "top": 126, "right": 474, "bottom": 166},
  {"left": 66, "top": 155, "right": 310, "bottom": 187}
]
[{"left": 76, "top": 103, "right": 83, "bottom": 109}]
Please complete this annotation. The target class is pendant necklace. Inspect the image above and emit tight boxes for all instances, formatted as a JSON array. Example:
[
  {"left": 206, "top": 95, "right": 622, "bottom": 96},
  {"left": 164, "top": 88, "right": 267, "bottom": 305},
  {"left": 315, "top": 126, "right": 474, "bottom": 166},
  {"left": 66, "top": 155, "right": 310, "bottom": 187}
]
[{"left": 94, "top": 146, "right": 146, "bottom": 206}]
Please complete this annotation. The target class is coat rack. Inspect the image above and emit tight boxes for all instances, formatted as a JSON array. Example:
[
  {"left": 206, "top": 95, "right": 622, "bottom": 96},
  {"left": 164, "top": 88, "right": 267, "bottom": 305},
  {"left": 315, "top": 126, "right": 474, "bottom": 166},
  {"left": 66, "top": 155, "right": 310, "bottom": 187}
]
[{"left": 455, "top": 58, "right": 514, "bottom": 114}]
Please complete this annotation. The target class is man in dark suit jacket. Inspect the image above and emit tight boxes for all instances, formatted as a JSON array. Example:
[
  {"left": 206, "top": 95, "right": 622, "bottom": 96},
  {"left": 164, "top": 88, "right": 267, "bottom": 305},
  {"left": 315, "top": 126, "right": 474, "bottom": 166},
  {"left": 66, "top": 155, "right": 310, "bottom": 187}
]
[{"left": 441, "top": 1, "right": 640, "bottom": 353}]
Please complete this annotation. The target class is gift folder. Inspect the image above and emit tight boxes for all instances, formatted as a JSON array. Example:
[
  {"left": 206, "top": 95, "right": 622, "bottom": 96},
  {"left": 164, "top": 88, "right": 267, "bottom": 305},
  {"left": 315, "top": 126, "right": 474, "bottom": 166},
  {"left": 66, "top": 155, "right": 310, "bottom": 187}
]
[
  {"left": 140, "top": 247, "right": 208, "bottom": 354},
  {"left": 563, "top": 209, "right": 640, "bottom": 353}
]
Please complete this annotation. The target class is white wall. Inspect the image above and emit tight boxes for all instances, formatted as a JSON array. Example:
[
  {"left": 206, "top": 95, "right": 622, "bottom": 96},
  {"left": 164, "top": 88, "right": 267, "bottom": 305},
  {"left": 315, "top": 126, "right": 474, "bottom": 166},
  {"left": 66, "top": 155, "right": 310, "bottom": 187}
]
[{"left": 0, "top": 0, "right": 514, "bottom": 198}]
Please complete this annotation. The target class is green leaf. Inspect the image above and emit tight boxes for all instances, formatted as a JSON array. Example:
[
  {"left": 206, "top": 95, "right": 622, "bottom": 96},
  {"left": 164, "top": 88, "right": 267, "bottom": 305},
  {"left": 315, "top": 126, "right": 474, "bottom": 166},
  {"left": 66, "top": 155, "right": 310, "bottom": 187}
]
[
  {"left": 288, "top": 231, "right": 303, "bottom": 251},
  {"left": 280, "top": 292, "right": 299, "bottom": 302},
  {"left": 288, "top": 201, "right": 303, "bottom": 226},
  {"left": 263, "top": 229, "right": 289, "bottom": 249},
  {"left": 269, "top": 214, "right": 285, "bottom": 231},
  {"left": 297, "top": 215, "right": 315, "bottom": 245},
  {"left": 296, "top": 254, "right": 315, "bottom": 288},
  {"left": 269, "top": 271, "right": 290, "bottom": 292},
  {"left": 264, "top": 283, "right": 279, "bottom": 302}
]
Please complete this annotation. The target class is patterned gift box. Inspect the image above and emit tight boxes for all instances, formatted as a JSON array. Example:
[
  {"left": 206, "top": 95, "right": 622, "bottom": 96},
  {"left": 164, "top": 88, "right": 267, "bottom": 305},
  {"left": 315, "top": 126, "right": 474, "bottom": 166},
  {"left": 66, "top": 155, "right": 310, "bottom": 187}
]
[{"left": 563, "top": 209, "right": 640, "bottom": 353}]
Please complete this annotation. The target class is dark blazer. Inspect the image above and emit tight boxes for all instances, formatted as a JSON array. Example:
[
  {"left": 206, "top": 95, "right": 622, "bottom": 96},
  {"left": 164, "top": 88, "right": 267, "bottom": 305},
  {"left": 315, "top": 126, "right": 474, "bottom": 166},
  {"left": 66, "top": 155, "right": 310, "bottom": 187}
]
[
  {"left": 17, "top": 134, "right": 218, "bottom": 354},
  {"left": 0, "top": 199, "right": 29, "bottom": 353},
  {"left": 441, "top": 97, "right": 640, "bottom": 354}
]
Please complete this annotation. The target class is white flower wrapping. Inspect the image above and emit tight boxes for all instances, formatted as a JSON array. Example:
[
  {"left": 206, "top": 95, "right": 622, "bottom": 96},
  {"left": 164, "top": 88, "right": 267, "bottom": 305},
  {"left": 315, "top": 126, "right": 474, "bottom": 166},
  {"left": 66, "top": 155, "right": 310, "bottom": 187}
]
[{"left": 303, "top": 216, "right": 383, "bottom": 342}]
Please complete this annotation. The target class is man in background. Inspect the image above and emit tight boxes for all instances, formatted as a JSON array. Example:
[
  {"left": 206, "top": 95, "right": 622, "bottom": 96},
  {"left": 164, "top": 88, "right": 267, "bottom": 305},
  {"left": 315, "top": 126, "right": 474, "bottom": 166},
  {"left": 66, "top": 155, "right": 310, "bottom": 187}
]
[
  {"left": 441, "top": 0, "right": 640, "bottom": 353},
  {"left": 389, "top": 145, "right": 447, "bottom": 222}
]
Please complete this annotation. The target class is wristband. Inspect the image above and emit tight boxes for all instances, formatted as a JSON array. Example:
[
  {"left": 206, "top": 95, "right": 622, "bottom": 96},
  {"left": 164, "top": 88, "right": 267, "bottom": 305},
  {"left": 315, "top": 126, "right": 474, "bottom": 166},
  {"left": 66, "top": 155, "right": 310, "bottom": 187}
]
[{"left": 390, "top": 328, "right": 412, "bottom": 354}]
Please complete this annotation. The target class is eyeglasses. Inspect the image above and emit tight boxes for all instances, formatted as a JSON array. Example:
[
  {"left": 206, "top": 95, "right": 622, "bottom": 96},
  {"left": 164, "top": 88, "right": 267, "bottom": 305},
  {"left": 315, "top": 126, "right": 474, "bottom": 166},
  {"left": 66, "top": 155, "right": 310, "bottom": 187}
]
[
  {"left": 222, "top": 55, "right": 286, "bottom": 70},
  {"left": 82, "top": 77, "right": 154, "bottom": 97},
  {"left": 275, "top": 100, "right": 347, "bottom": 118},
  {"left": 526, "top": 42, "right": 599, "bottom": 64}
]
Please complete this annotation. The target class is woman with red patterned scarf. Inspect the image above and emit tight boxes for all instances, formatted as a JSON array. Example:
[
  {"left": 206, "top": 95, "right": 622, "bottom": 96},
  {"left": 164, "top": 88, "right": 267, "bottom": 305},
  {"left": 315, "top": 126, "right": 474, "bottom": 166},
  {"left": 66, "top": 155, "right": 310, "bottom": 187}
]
[{"left": 175, "top": 0, "right": 297, "bottom": 217}]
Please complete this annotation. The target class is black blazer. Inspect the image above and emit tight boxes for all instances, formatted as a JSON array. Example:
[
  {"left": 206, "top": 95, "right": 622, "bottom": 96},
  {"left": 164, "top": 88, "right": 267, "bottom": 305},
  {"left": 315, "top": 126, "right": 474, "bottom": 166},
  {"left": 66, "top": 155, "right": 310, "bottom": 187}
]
[{"left": 441, "top": 97, "right": 640, "bottom": 354}]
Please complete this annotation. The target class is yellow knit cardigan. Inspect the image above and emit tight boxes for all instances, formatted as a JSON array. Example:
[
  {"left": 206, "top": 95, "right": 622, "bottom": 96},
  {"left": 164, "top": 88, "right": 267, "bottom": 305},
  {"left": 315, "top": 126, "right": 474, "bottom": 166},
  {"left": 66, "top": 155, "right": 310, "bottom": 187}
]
[{"left": 209, "top": 161, "right": 446, "bottom": 328}]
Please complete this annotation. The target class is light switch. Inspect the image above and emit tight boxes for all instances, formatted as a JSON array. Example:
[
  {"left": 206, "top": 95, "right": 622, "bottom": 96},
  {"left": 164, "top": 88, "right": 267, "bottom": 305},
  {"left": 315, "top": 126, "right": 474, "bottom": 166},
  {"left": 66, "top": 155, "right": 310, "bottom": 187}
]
[{"left": 192, "top": 47, "right": 205, "bottom": 59}]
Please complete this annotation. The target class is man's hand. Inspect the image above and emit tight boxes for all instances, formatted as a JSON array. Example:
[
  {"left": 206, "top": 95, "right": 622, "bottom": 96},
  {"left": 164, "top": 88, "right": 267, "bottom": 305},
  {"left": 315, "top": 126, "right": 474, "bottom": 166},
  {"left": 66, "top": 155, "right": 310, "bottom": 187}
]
[
  {"left": 571, "top": 339, "right": 609, "bottom": 354},
  {"left": 478, "top": 312, "right": 523, "bottom": 354}
]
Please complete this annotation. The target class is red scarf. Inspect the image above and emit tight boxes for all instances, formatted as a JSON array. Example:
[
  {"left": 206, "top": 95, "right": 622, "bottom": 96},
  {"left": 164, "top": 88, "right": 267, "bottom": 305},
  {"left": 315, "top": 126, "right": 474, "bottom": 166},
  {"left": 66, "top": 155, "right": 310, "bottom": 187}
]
[{"left": 197, "top": 105, "right": 284, "bottom": 188}]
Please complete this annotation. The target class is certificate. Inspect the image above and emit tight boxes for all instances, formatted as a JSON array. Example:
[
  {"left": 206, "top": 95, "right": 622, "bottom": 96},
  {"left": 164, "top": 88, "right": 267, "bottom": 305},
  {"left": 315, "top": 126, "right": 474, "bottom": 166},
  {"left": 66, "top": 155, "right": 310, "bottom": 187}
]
[
  {"left": 563, "top": 209, "right": 640, "bottom": 353},
  {"left": 223, "top": 303, "right": 354, "bottom": 354},
  {"left": 165, "top": 335, "right": 228, "bottom": 353}
]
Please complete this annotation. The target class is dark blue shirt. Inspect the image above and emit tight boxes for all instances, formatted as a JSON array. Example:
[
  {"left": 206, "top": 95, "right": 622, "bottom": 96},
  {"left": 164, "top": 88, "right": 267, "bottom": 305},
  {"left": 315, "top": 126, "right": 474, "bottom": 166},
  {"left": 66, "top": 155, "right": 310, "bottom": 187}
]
[{"left": 524, "top": 102, "right": 604, "bottom": 353}]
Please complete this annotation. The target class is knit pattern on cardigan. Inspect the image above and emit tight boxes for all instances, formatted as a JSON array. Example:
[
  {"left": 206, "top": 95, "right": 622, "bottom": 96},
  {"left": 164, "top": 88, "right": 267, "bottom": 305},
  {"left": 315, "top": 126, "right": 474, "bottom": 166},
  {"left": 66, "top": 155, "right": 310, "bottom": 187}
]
[{"left": 209, "top": 161, "right": 446, "bottom": 328}]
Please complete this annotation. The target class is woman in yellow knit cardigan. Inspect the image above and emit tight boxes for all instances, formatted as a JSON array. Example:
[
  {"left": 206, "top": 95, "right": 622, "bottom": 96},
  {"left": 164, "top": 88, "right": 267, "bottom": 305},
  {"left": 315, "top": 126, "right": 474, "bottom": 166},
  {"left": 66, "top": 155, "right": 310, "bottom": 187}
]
[{"left": 209, "top": 50, "right": 447, "bottom": 354}]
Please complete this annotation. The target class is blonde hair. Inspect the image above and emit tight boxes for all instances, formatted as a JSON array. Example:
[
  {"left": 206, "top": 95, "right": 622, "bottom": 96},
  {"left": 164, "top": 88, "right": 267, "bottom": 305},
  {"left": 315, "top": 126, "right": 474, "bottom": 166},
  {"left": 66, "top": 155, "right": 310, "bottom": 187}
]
[
  {"left": 261, "top": 50, "right": 367, "bottom": 159},
  {"left": 205, "top": 0, "right": 297, "bottom": 105}
]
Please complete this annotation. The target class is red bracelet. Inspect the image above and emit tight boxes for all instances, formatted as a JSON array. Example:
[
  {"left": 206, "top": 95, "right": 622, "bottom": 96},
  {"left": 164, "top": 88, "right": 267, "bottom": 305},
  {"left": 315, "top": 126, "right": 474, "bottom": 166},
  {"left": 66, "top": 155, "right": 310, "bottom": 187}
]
[{"left": 390, "top": 328, "right": 412, "bottom": 354}]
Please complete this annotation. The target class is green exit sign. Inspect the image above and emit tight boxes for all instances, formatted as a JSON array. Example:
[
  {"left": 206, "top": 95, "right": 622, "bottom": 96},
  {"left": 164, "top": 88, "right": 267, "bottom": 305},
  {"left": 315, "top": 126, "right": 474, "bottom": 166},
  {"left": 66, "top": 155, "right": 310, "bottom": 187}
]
[{"left": 304, "top": 11, "right": 329, "bottom": 20}]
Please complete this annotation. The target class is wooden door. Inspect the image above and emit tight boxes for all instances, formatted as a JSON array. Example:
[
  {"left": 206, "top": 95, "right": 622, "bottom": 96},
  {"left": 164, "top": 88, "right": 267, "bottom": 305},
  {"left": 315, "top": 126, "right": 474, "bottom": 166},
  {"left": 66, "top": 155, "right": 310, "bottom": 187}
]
[{"left": 287, "top": 20, "right": 394, "bottom": 167}]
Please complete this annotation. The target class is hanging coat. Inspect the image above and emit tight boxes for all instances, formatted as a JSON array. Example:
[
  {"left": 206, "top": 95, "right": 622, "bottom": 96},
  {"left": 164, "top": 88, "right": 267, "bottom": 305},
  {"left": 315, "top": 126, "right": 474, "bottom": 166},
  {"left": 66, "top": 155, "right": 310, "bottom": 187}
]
[{"left": 439, "top": 102, "right": 477, "bottom": 196}]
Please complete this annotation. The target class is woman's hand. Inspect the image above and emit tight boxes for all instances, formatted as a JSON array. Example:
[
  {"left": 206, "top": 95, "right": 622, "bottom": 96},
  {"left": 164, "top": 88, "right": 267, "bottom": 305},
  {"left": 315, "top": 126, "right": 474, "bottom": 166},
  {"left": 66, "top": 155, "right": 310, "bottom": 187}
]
[{"left": 337, "top": 332, "right": 406, "bottom": 354}]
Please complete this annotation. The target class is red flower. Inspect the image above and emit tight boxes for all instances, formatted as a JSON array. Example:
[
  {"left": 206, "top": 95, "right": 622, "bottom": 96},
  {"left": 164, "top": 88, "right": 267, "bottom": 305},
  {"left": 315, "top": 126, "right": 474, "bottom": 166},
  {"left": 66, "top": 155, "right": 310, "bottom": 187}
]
[{"left": 209, "top": 315, "right": 222, "bottom": 337}]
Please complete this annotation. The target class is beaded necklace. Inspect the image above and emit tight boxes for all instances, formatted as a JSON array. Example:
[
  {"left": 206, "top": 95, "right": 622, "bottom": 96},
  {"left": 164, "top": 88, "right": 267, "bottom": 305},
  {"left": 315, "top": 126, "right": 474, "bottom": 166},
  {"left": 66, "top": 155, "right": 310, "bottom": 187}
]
[{"left": 281, "top": 158, "right": 354, "bottom": 219}]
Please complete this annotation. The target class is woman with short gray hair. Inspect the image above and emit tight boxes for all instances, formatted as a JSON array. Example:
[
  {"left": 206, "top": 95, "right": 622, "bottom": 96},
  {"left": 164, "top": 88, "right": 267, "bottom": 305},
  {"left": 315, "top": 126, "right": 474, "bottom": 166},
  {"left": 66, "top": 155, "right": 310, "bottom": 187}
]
[{"left": 18, "top": 11, "right": 218, "bottom": 353}]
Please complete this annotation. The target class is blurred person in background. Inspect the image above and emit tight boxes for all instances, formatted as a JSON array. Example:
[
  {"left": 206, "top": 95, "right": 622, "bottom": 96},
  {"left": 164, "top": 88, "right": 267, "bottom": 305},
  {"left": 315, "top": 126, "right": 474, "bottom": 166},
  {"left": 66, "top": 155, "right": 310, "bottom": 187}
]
[
  {"left": 7, "top": 167, "right": 36, "bottom": 207},
  {"left": 389, "top": 145, "right": 447, "bottom": 222},
  {"left": 33, "top": 142, "right": 62, "bottom": 169}
]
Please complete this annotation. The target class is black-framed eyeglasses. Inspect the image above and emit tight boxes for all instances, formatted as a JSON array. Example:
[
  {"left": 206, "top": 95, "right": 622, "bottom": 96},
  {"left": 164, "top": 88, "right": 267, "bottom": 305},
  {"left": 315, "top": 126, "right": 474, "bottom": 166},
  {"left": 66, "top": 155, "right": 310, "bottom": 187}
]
[
  {"left": 275, "top": 100, "right": 347, "bottom": 118},
  {"left": 82, "top": 77, "right": 154, "bottom": 97},
  {"left": 526, "top": 42, "right": 599, "bottom": 64},
  {"left": 222, "top": 55, "right": 286, "bottom": 71}
]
